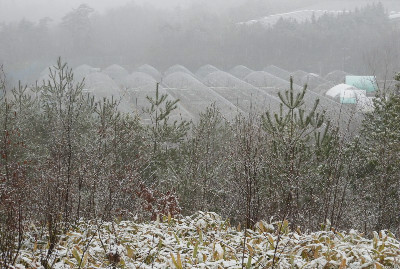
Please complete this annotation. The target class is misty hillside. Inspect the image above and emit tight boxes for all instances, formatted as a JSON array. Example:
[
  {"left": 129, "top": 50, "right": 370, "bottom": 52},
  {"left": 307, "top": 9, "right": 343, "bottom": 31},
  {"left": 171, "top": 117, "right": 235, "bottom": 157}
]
[
  {"left": 1, "top": 0, "right": 398, "bottom": 23},
  {"left": 1, "top": 2, "right": 399, "bottom": 86}
]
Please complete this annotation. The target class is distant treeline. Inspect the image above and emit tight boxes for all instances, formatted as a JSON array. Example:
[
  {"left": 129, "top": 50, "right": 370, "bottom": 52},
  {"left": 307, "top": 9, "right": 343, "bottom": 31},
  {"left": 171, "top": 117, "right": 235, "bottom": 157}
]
[{"left": 0, "top": 3, "right": 399, "bottom": 83}]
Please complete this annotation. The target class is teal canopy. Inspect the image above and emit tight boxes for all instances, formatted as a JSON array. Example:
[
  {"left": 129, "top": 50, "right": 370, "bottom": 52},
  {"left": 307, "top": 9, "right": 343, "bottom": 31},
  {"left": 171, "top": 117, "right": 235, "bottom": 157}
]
[
  {"left": 340, "top": 97, "right": 357, "bottom": 104},
  {"left": 345, "top": 76, "right": 377, "bottom": 92}
]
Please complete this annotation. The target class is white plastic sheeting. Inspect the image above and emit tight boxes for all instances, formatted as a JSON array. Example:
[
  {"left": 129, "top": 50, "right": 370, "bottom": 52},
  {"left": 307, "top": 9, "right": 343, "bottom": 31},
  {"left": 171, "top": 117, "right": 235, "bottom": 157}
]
[
  {"left": 124, "top": 72, "right": 157, "bottom": 90},
  {"left": 195, "top": 64, "right": 220, "bottom": 79},
  {"left": 73, "top": 64, "right": 100, "bottom": 82},
  {"left": 203, "top": 70, "right": 280, "bottom": 114},
  {"left": 263, "top": 65, "right": 291, "bottom": 81},
  {"left": 229, "top": 65, "right": 253, "bottom": 80},
  {"left": 244, "top": 71, "right": 290, "bottom": 89},
  {"left": 313, "top": 81, "right": 335, "bottom": 95},
  {"left": 163, "top": 71, "right": 239, "bottom": 120},
  {"left": 325, "top": 70, "right": 351, "bottom": 84},
  {"left": 136, "top": 64, "right": 162, "bottom": 81},
  {"left": 326, "top": 84, "right": 358, "bottom": 98},
  {"left": 103, "top": 64, "right": 129, "bottom": 86},
  {"left": 83, "top": 72, "right": 121, "bottom": 98},
  {"left": 164, "top": 64, "right": 194, "bottom": 77},
  {"left": 301, "top": 73, "right": 329, "bottom": 90}
]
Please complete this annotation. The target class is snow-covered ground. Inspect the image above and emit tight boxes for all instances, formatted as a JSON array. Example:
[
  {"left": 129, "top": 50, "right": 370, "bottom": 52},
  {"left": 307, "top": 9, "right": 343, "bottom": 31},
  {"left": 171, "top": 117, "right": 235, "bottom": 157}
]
[{"left": 11, "top": 212, "right": 400, "bottom": 268}]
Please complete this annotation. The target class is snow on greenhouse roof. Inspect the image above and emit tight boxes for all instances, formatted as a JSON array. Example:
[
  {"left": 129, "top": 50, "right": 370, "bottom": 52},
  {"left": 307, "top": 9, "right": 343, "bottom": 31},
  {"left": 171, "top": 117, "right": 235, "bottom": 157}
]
[
  {"left": 389, "top": 12, "right": 400, "bottom": 20},
  {"left": 136, "top": 64, "right": 162, "bottom": 81},
  {"left": 301, "top": 73, "right": 329, "bottom": 90},
  {"left": 229, "top": 65, "right": 253, "bottom": 80},
  {"left": 164, "top": 65, "right": 194, "bottom": 77},
  {"left": 73, "top": 64, "right": 100, "bottom": 82},
  {"left": 162, "top": 72, "right": 239, "bottom": 121},
  {"left": 123, "top": 72, "right": 157, "bottom": 90},
  {"left": 163, "top": 72, "right": 208, "bottom": 90},
  {"left": 326, "top": 84, "right": 359, "bottom": 99},
  {"left": 103, "top": 64, "right": 129, "bottom": 84},
  {"left": 291, "top": 70, "right": 309, "bottom": 84},
  {"left": 313, "top": 81, "right": 335, "bottom": 95},
  {"left": 203, "top": 71, "right": 281, "bottom": 114},
  {"left": 195, "top": 65, "right": 220, "bottom": 79},
  {"left": 240, "top": 10, "right": 347, "bottom": 27},
  {"left": 203, "top": 70, "right": 256, "bottom": 90},
  {"left": 263, "top": 65, "right": 291, "bottom": 81},
  {"left": 325, "top": 70, "right": 351, "bottom": 84},
  {"left": 244, "top": 71, "right": 290, "bottom": 89},
  {"left": 291, "top": 70, "right": 308, "bottom": 78},
  {"left": 83, "top": 72, "right": 121, "bottom": 98}
]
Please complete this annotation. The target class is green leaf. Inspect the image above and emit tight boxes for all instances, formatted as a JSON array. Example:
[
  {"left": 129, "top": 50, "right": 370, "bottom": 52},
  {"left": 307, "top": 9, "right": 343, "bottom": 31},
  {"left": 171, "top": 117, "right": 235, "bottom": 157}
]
[
  {"left": 127, "top": 246, "right": 134, "bottom": 258},
  {"left": 72, "top": 248, "right": 81, "bottom": 264},
  {"left": 193, "top": 241, "right": 199, "bottom": 258},
  {"left": 246, "top": 255, "right": 252, "bottom": 269}
]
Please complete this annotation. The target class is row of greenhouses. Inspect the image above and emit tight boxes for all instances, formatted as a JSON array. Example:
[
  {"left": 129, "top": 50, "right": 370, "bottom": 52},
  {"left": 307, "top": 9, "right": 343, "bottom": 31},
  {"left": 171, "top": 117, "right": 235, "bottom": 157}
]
[{"left": 37, "top": 64, "right": 375, "bottom": 124}]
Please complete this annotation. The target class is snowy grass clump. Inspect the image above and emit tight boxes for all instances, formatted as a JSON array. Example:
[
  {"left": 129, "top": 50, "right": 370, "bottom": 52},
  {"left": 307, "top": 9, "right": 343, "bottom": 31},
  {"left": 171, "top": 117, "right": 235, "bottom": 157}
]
[{"left": 11, "top": 212, "right": 400, "bottom": 268}]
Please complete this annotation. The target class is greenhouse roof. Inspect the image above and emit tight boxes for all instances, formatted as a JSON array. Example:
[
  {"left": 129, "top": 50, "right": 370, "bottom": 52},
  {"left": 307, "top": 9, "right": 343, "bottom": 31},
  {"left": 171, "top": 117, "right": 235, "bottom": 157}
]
[
  {"left": 203, "top": 70, "right": 256, "bottom": 90},
  {"left": 103, "top": 64, "right": 129, "bottom": 83},
  {"left": 83, "top": 72, "right": 120, "bottom": 98},
  {"left": 326, "top": 84, "right": 358, "bottom": 98},
  {"left": 203, "top": 71, "right": 281, "bottom": 115},
  {"left": 301, "top": 73, "right": 329, "bottom": 90},
  {"left": 163, "top": 72, "right": 240, "bottom": 121},
  {"left": 164, "top": 65, "right": 194, "bottom": 77},
  {"left": 136, "top": 64, "right": 162, "bottom": 81},
  {"left": 313, "top": 81, "right": 335, "bottom": 95},
  {"left": 229, "top": 65, "right": 253, "bottom": 80},
  {"left": 324, "top": 70, "right": 351, "bottom": 84},
  {"left": 291, "top": 70, "right": 308, "bottom": 77},
  {"left": 195, "top": 65, "right": 220, "bottom": 79},
  {"left": 263, "top": 65, "right": 291, "bottom": 81},
  {"left": 73, "top": 64, "right": 100, "bottom": 82},
  {"left": 123, "top": 72, "right": 157, "bottom": 90},
  {"left": 58, "top": 63, "right": 363, "bottom": 128},
  {"left": 244, "top": 71, "right": 290, "bottom": 89},
  {"left": 163, "top": 72, "right": 207, "bottom": 90},
  {"left": 291, "top": 70, "right": 309, "bottom": 84}
]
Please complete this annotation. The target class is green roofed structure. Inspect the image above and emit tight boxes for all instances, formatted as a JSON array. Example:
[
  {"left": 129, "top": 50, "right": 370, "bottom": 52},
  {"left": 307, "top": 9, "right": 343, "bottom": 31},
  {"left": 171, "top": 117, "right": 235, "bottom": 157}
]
[{"left": 345, "top": 76, "right": 377, "bottom": 93}]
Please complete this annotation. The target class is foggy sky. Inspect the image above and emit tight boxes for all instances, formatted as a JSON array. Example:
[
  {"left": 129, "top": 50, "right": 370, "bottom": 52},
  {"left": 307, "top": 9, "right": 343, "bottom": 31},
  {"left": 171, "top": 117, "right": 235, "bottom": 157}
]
[
  {"left": 0, "top": 0, "right": 399, "bottom": 24},
  {"left": 0, "top": 0, "right": 200, "bottom": 23}
]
